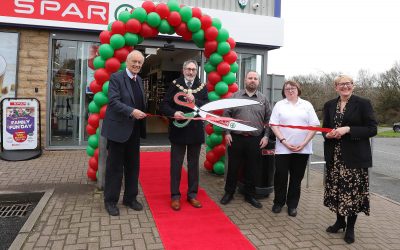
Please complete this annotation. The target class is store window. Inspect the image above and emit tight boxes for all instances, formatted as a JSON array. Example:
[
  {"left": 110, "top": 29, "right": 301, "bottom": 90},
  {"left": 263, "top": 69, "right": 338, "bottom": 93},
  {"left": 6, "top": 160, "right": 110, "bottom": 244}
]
[
  {"left": 49, "top": 39, "right": 99, "bottom": 147},
  {"left": 0, "top": 31, "right": 19, "bottom": 101},
  {"left": 236, "top": 53, "right": 263, "bottom": 90}
]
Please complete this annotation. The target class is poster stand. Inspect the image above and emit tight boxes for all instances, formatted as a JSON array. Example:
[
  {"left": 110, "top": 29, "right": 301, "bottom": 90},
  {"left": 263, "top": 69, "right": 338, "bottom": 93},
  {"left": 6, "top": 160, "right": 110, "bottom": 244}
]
[{"left": 0, "top": 98, "right": 42, "bottom": 161}]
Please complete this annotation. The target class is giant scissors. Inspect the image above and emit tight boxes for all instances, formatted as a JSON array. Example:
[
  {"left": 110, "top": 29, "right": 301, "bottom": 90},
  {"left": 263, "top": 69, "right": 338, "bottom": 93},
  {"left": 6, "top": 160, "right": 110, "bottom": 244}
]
[{"left": 173, "top": 92, "right": 259, "bottom": 132}]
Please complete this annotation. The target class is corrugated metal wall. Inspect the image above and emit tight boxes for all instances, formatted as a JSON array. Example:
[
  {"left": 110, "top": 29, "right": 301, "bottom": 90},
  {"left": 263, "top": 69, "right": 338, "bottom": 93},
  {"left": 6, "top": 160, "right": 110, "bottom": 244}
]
[{"left": 157, "top": 0, "right": 275, "bottom": 16}]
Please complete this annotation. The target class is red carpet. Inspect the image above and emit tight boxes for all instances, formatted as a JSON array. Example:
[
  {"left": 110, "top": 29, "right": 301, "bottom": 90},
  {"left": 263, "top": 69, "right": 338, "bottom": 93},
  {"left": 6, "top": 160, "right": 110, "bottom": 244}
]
[{"left": 139, "top": 152, "right": 256, "bottom": 250}]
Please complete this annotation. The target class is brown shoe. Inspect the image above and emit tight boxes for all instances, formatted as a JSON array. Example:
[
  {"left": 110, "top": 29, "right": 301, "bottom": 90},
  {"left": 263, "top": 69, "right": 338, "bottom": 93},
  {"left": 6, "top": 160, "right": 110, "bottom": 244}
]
[
  {"left": 171, "top": 199, "right": 180, "bottom": 211},
  {"left": 187, "top": 198, "right": 202, "bottom": 208}
]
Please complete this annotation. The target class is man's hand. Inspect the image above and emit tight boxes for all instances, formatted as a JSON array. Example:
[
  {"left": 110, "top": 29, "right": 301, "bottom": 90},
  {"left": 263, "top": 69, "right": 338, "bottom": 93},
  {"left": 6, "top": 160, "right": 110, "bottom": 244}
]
[
  {"left": 131, "top": 109, "right": 147, "bottom": 119},
  {"left": 185, "top": 93, "right": 195, "bottom": 103},
  {"left": 225, "top": 134, "right": 233, "bottom": 146},
  {"left": 259, "top": 136, "right": 268, "bottom": 149},
  {"left": 174, "top": 111, "right": 185, "bottom": 120}
]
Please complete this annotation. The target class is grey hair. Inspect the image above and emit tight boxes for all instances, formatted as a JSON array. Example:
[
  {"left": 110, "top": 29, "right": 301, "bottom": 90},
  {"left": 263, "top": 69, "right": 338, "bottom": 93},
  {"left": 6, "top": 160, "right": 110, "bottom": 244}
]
[
  {"left": 245, "top": 70, "right": 260, "bottom": 79},
  {"left": 127, "top": 50, "right": 144, "bottom": 62},
  {"left": 182, "top": 59, "right": 198, "bottom": 70}
]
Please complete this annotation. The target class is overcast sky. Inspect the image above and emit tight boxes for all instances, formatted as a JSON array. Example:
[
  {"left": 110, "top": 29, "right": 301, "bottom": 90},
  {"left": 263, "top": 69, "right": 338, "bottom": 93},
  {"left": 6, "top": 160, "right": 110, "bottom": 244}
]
[{"left": 267, "top": 0, "right": 400, "bottom": 78}]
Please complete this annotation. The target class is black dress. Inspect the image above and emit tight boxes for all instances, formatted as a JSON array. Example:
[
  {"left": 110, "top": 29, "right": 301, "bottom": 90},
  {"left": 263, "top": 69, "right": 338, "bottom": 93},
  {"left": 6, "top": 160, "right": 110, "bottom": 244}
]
[{"left": 323, "top": 99, "right": 370, "bottom": 216}]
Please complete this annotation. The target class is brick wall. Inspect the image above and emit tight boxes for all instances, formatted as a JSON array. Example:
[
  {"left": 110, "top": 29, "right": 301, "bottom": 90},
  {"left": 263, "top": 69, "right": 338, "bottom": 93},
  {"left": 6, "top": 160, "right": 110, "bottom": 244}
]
[{"left": 1, "top": 27, "right": 50, "bottom": 147}]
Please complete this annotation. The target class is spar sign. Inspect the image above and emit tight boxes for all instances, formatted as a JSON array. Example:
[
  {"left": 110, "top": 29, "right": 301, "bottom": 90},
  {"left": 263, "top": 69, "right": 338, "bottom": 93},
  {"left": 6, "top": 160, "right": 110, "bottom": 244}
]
[{"left": 2, "top": 98, "right": 39, "bottom": 150}]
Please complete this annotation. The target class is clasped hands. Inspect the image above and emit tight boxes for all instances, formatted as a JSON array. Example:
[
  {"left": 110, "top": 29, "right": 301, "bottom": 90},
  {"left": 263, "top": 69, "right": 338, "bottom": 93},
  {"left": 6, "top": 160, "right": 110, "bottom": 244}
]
[
  {"left": 326, "top": 126, "right": 350, "bottom": 139},
  {"left": 281, "top": 140, "right": 306, "bottom": 152}
]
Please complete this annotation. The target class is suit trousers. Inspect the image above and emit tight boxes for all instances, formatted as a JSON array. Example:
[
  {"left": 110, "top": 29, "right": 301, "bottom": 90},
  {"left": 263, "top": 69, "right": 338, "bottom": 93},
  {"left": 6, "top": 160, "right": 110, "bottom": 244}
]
[
  {"left": 225, "top": 134, "right": 263, "bottom": 196},
  {"left": 170, "top": 143, "right": 201, "bottom": 200},
  {"left": 273, "top": 153, "right": 309, "bottom": 208},
  {"left": 104, "top": 123, "right": 141, "bottom": 204}
]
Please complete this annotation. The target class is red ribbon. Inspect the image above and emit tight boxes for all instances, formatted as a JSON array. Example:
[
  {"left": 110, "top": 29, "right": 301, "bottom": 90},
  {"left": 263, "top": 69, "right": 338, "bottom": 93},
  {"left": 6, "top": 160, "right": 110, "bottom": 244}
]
[{"left": 269, "top": 124, "right": 332, "bottom": 133}]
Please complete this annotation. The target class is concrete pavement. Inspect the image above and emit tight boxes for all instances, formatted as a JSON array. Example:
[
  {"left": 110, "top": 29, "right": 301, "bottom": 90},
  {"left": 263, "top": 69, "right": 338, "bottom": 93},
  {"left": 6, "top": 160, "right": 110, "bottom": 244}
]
[{"left": 1, "top": 148, "right": 400, "bottom": 249}]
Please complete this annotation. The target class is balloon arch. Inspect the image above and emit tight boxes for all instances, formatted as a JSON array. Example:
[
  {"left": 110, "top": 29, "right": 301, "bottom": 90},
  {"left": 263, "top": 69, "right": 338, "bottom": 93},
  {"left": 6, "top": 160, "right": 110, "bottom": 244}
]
[{"left": 86, "top": 0, "right": 239, "bottom": 180}]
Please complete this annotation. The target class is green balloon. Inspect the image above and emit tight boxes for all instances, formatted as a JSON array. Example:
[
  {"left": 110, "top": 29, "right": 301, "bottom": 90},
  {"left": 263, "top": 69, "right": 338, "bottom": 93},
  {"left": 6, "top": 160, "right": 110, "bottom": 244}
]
[
  {"left": 88, "top": 101, "right": 100, "bottom": 113},
  {"left": 217, "top": 28, "right": 229, "bottom": 42},
  {"left": 167, "top": 0, "right": 180, "bottom": 12},
  {"left": 213, "top": 124, "right": 224, "bottom": 134},
  {"left": 213, "top": 161, "right": 225, "bottom": 175},
  {"left": 209, "top": 53, "right": 223, "bottom": 66},
  {"left": 222, "top": 72, "right": 236, "bottom": 84},
  {"left": 179, "top": 6, "right": 192, "bottom": 22},
  {"left": 220, "top": 156, "right": 225, "bottom": 162},
  {"left": 94, "top": 92, "right": 109, "bottom": 106},
  {"left": 131, "top": 7, "right": 147, "bottom": 23},
  {"left": 118, "top": 10, "right": 131, "bottom": 23},
  {"left": 120, "top": 62, "right": 126, "bottom": 70},
  {"left": 217, "top": 42, "right": 230, "bottom": 55},
  {"left": 204, "top": 63, "right": 216, "bottom": 73},
  {"left": 192, "top": 30, "right": 205, "bottom": 48},
  {"left": 86, "top": 145, "right": 95, "bottom": 156},
  {"left": 110, "top": 34, "right": 125, "bottom": 49},
  {"left": 96, "top": 127, "right": 100, "bottom": 136},
  {"left": 158, "top": 20, "right": 172, "bottom": 34},
  {"left": 107, "top": 22, "right": 113, "bottom": 31},
  {"left": 208, "top": 91, "right": 220, "bottom": 101},
  {"left": 212, "top": 18, "right": 222, "bottom": 29},
  {"left": 206, "top": 136, "right": 215, "bottom": 147},
  {"left": 99, "top": 44, "right": 114, "bottom": 60},
  {"left": 102, "top": 81, "right": 109, "bottom": 94},
  {"left": 187, "top": 17, "right": 201, "bottom": 32},
  {"left": 206, "top": 146, "right": 212, "bottom": 153},
  {"left": 93, "top": 56, "right": 105, "bottom": 69},
  {"left": 215, "top": 81, "right": 229, "bottom": 95},
  {"left": 210, "top": 133, "right": 223, "bottom": 145},
  {"left": 147, "top": 12, "right": 161, "bottom": 27},
  {"left": 137, "top": 35, "right": 144, "bottom": 44},
  {"left": 88, "top": 135, "right": 99, "bottom": 148},
  {"left": 230, "top": 62, "right": 239, "bottom": 73},
  {"left": 124, "top": 33, "right": 139, "bottom": 46}
]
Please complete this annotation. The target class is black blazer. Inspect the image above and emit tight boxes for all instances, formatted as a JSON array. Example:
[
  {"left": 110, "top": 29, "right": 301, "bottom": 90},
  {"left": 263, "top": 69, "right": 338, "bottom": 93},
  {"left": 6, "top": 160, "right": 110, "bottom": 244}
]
[
  {"left": 101, "top": 70, "right": 147, "bottom": 143},
  {"left": 322, "top": 95, "right": 377, "bottom": 168},
  {"left": 160, "top": 76, "right": 208, "bottom": 145}
]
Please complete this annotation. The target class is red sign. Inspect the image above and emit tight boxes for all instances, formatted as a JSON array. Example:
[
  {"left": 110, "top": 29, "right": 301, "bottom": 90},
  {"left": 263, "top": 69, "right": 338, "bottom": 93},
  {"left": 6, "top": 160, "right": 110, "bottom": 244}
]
[{"left": 0, "top": 0, "right": 109, "bottom": 25}]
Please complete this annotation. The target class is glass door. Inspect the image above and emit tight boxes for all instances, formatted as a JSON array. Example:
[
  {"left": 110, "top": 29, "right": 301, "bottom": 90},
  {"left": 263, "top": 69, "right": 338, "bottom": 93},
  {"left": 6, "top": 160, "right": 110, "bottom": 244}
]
[{"left": 49, "top": 39, "right": 99, "bottom": 147}]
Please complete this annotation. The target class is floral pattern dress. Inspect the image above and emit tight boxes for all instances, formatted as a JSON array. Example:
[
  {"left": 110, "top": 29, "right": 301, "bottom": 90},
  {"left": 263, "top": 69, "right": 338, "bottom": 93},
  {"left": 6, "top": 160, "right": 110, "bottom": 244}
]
[{"left": 323, "top": 99, "right": 370, "bottom": 216}]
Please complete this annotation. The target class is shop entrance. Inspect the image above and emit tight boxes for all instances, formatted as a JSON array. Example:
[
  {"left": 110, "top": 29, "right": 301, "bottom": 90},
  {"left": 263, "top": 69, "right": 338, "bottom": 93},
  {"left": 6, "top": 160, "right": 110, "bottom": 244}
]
[{"left": 137, "top": 47, "right": 203, "bottom": 146}]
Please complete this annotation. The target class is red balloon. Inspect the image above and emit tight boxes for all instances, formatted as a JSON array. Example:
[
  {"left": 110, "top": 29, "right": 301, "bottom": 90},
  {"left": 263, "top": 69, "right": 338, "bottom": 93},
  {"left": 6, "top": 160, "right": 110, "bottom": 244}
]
[
  {"left": 205, "top": 26, "right": 218, "bottom": 41},
  {"left": 181, "top": 31, "right": 192, "bottom": 41},
  {"left": 227, "top": 37, "right": 236, "bottom": 49},
  {"left": 94, "top": 68, "right": 110, "bottom": 85},
  {"left": 155, "top": 3, "right": 170, "bottom": 19},
  {"left": 89, "top": 156, "right": 98, "bottom": 170},
  {"left": 89, "top": 80, "right": 102, "bottom": 93},
  {"left": 206, "top": 83, "right": 215, "bottom": 92},
  {"left": 204, "top": 50, "right": 212, "bottom": 59},
  {"left": 200, "top": 15, "right": 212, "bottom": 30},
  {"left": 105, "top": 57, "right": 121, "bottom": 73},
  {"left": 168, "top": 11, "right": 182, "bottom": 27},
  {"left": 207, "top": 71, "right": 221, "bottom": 85},
  {"left": 221, "top": 92, "right": 233, "bottom": 99},
  {"left": 125, "top": 46, "right": 134, "bottom": 52},
  {"left": 86, "top": 124, "right": 97, "bottom": 135},
  {"left": 192, "top": 7, "right": 202, "bottom": 19},
  {"left": 204, "top": 40, "right": 218, "bottom": 55},
  {"left": 99, "top": 105, "right": 107, "bottom": 119},
  {"left": 87, "top": 167, "right": 97, "bottom": 181},
  {"left": 206, "top": 151, "right": 218, "bottom": 163},
  {"left": 213, "top": 144, "right": 226, "bottom": 157},
  {"left": 99, "top": 30, "right": 111, "bottom": 44},
  {"left": 94, "top": 148, "right": 99, "bottom": 160},
  {"left": 175, "top": 22, "right": 189, "bottom": 36},
  {"left": 204, "top": 160, "right": 213, "bottom": 171},
  {"left": 213, "top": 109, "right": 224, "bottom": 116},
  {"left": 114, "top": 47, "right": 130, "bottom": 62},
  {"left": 217, "top": 62, "right": 231, "bottom": 76},
  {"left": 142, "top": 0, "right": 155, "bottom": 13},
  {"left": 111, "top": 21, "right": 126, "bottom": 35},
  {"left": 223, "top": 51, "right": 238, "bottom": 64},
  {"left": 228, "top": 83, "right": 239, "bottom": 93},
  {"left": 140, "top": 23, "right": 157, "bottom": 38},
  {"left": 88, "top": 113, "right": 100, "bottom": 128},
  {"left": 126, "top": 19, "right": 142, "bottom": 34},
  {"left": 205, "top": 123, "right": 214, "bottom": 135}
]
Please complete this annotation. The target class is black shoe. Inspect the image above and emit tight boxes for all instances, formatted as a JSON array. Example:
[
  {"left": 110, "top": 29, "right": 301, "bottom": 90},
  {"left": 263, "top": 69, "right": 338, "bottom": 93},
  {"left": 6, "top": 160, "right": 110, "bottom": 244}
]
[
  {"left": 220, "top": 193, "right": 234, "bottom": 205},
  {"left": 326, "top": 221, "right": 346, "bottom": 233},
  {"left": 244, "top": 196, "right": 262, "bottom": 208},
  {"left": 105, "top": 202, "right": 120, "bottom": 216},
  {"left": 288, "top": 207, "right": 297, "bottom": 217},
  {"left": 123, "top": 200, "right": 143, "bottom": 211},
  {"left": 344, "top": 228, "right": 355, "bottom": 244},
  {"left": 272, "top": 204, "right": 282, "bottom": 213}
]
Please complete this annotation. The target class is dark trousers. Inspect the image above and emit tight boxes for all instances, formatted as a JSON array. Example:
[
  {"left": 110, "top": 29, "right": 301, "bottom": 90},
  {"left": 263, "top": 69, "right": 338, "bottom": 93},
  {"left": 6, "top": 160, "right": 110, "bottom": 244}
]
[
  {"left": 104, "top": 125, "right": 140, "bottom": 204},
  {"left": 170, "top": 143, "right": 201, "bottom": 200},
  {"left": 273, "top": 154, "right": 309, "bottom": 208},
  {"left": 225, "top": 134, "right": 263, "bottom": 196}
]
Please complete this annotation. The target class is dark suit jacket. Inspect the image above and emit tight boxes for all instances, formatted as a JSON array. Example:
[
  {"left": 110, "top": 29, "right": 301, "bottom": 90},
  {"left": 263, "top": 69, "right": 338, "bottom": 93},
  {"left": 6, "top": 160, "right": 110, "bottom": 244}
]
[
  {"left": 322, "top": 95, "right": 377, "bottom": 168},
  {"left": 160, "top": 76, "right": 208, "bottom": 145},
  {"left": 101, "top": 70, "right": 147, "bottom": 143}
]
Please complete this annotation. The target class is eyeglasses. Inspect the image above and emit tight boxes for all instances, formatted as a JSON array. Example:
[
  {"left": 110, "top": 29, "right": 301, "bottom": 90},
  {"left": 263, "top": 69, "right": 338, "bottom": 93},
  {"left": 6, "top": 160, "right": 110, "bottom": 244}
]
[
  {"left": 184, "top": 68, "right": 197, "bottom": 72},
  {"left": 284, "top": 87, "right": 297, "bottom": 91},
  {"left": 337, "top": 82, "right": 353, "bottom": 87}
]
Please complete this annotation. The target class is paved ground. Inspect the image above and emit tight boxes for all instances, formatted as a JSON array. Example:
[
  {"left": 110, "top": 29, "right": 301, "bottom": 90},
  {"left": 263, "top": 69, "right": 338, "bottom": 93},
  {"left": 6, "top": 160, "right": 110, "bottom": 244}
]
[{"left": 1, "top": 148, "right": 400, "bottom": 249}]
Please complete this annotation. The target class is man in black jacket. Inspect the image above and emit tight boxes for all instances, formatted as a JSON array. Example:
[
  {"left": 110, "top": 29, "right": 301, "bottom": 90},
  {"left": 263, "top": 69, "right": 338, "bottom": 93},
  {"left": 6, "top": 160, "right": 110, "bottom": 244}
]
[
  {"left": 160, "top": 60, "right": 208, "bottom": 211},
  {"left": 101, "top": 50, "right": 147, "bottom": 216}
]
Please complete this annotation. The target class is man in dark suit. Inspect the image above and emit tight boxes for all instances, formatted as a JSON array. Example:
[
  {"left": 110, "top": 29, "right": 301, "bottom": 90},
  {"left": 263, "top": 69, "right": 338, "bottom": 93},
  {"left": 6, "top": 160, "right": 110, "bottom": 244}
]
[
  {"left": 101, "top": 50, "right": 147, "bottom": 216},
  {"left": 160, "top": 60, "right": 208, "bottom": 211}
]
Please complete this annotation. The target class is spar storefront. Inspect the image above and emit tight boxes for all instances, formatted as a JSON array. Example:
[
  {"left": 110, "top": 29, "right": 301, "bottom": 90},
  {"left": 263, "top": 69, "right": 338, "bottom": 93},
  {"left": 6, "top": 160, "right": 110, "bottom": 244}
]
[{"left": 0, "top": 0, "right": 283, "bottom": 149}]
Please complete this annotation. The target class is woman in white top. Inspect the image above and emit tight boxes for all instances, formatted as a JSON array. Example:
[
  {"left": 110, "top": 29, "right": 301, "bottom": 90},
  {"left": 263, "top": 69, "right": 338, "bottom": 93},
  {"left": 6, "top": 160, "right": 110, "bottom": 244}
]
[{"left": 269, "top": 81, "right": 320, "bottom": 217}]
